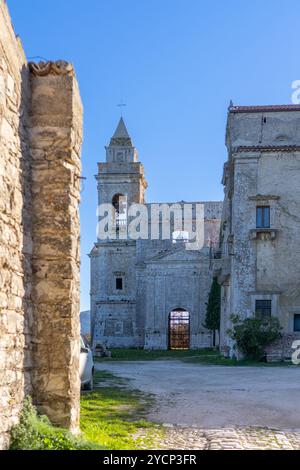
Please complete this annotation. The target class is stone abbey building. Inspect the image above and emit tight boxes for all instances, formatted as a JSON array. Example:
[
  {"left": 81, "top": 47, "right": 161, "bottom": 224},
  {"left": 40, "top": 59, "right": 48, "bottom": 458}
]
[
  {"left": 91, "top": 108, "right": 300, "bottom": 357},
  {"left": 216, "top": 104, "right": 300, "bottom": 360},
  {"left": 2, "top": 0, "right": 300, "bottom": 451},
  {"left": 90, "top": 118, "right": 222, "bottom": 350}
]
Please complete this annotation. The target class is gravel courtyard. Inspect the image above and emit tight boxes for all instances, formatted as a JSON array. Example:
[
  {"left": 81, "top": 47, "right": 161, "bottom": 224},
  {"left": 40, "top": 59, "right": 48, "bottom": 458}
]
[{"left": 95, "top": 360, "right": 300, "bottom": 450}]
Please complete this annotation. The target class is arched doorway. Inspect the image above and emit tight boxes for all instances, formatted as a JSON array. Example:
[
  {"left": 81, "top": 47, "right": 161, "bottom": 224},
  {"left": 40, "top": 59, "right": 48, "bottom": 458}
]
[{"left": 169, "top": 308, "right": 190, "bottom": 350}]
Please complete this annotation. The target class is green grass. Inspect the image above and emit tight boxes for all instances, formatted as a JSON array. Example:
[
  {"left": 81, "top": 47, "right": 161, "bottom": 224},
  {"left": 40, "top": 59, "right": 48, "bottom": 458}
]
[
  {"left": 80, "top": 370, "right": 162, "bottom": 449},
  {"left": 10, "top": 397, "right": 100, "bottom": 450},
  {"left": 12, "top": 351, "right": 293, "bottom": 450},
  {"left": 96, "top": 348, "right": 294, "bottom": 367},
  {"left": 181, "top": 356, "right": 294, "bottom": 366},
  {"left": 98, "top": 347, "right": 217, "bottom": 361},
  {"left": 11, "top": 371, "right": 162, "bottom": 450}
]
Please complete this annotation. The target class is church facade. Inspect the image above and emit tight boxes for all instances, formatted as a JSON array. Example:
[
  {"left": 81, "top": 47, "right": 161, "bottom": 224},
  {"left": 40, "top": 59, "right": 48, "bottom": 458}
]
[{"left": 90, "top": 118, "right": 222, "bottom": 350}]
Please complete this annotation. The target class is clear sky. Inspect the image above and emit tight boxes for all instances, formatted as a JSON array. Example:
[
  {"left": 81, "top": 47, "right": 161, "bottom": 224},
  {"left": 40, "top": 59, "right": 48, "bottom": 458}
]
[{"left": 8, "top": 0, "right": 300, "bottom": 311}]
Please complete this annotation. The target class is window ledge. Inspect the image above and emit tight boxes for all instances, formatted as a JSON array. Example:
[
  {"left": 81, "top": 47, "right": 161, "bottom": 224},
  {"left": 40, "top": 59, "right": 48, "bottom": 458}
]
[
  {"left": 250, "top": 228, "right": 279, "bottom": 240},
  {"left": 249, "top": 195, "right": 280, "bottom": 201}
]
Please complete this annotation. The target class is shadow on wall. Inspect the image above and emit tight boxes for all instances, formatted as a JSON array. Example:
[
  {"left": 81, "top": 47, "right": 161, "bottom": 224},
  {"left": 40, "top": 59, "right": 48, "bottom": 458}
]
[{"left": 21, "top": 63, "right": 33, "bottom": 428}]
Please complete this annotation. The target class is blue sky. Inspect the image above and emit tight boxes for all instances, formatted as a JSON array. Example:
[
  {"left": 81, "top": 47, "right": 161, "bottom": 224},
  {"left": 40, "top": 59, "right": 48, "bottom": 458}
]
[{"left": 8, "top": 0, "right": 300, "bottom": 311}]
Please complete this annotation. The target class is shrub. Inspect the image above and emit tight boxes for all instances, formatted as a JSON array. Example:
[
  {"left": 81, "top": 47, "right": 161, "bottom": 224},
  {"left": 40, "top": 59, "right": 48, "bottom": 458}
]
[
  {"left": 10, "top": 397, "right": 98, "bottom": 450},
  {"left": 204, "top": 278, "right": 221, "bottom": 346},
  {"left": 227, "top": 314, "right": 282, "bottom": 360}
]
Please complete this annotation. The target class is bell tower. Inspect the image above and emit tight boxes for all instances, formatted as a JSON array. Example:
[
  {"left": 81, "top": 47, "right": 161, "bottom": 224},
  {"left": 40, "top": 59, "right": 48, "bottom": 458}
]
[
  {"left": 96, "top": 117, "right": 147, "bottom": 209},
  {"left": 90, "top": 118, "right": 147, "bottom": 350},
  {"left": 106, "top": 117, "right": 137, "bottom": 163}
]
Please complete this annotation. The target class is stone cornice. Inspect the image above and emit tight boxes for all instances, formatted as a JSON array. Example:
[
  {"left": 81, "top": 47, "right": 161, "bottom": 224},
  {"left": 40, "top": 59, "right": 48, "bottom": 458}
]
[
  {"left": 233, "top": 145, "right": 300, "bottom": 153},
  {"left": 109, "top": 137, "right": 132, "bottom": 147},
  {"left": 29, "top": 60, "right": 74, "bottom": 77},
  {"left": 229, "top": 104, "right": 300, "bottom": 113},
  {"left": 95, "top": 300, "right": 136, "bottom": 305},
  {"left": 248, "top": 195, "right": 280, "bottom": 201}
]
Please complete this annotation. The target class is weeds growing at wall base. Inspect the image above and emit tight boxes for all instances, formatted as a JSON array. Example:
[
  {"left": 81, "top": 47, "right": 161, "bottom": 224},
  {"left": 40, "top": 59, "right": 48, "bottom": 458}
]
[
  {"left": 10, "top": 397, "right": 99, "bottom": 450},
  {"left": 10, "top": 372, "right": 161, "bottom": 450}
]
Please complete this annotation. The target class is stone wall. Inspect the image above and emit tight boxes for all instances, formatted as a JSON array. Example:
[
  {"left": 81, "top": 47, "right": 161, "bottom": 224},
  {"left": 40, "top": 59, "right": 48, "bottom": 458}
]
[
  {"left": 0, "top": 0, "right": 31, "bottom": 450},
  {"left": 266, "top": 333, "right": 300, "bottom": 362},
  {"left": 29, "top": 62, "right": 82, "bottom": 432},
  {"left": 91, "top": 240, "right": 138, "bottom": 348},
  {"left": 142, "top": 248, "right": 214, "bottom": 350},
  {"left": 0, "top": 2, "right": 83, "bottom": 448},
  {"left": 218, "top": 104, "right": 300, "bottom": 359},
  {"left": 91, "top": 199, "right": 222, "bottom": 350}
]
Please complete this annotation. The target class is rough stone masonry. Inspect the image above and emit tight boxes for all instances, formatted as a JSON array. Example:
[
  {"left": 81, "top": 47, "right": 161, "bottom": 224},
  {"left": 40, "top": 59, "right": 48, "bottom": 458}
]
[
  {"left": 0, "top": 1, "right": 83, "bottom": 449},
  {"left": 90, "top": 118, "right": 222, "bottom": 351},
  {"left": 216, "top": 104, "right": 300, "bottom": 360}
]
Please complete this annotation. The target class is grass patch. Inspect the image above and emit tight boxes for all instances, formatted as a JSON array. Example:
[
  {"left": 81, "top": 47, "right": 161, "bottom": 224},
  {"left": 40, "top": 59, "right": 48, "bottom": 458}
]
[
  {"left": 80, "top": 370, "right": 162, "bottom": 449},
  {"left": 10, "top": 397, "right": 100, "bottom": 450},
  {"left": 97, "top": 348, "right": 217, "bottom": 361},
  {"left": 96, "top": 348, "right": 293, "bottom": 367},
  {"left": 181, "top": 355, "right": 294, "bottom": 366},
  {"left": 11, "top": 371, "right": 162, "bottom": 450}
]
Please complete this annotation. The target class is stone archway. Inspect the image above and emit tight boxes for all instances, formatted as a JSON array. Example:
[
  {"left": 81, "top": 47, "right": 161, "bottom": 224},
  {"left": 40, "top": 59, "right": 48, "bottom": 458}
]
[
  {"left": 168, "top": 308, "right": 190, "bottom": 350},
  {"left": 112, "top": 193, "right": 127, "bottom": 229}
]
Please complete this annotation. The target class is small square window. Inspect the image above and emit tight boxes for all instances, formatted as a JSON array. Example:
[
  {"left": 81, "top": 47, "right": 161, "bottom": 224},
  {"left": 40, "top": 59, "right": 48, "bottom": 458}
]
[
  {"left": 256, "top": 206, "right": 270, "bottom": 228},
  {"left": 116, "top": 277, "right": 123, "bottom": 291},
  {"left": 255, "top": 300, "right": 272, "bottom": 318},
  {"left": 294, "top": 314, "right": 300, "bottom": 332}
]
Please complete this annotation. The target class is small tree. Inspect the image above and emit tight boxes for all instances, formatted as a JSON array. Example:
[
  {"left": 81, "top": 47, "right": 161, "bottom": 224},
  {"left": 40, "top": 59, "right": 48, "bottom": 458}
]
[
  {"left": 228, "top": 315, "right": 282, "bottom": 360},
  {"left": 204, "top": 278, "right": 221, "bottom": 346}
]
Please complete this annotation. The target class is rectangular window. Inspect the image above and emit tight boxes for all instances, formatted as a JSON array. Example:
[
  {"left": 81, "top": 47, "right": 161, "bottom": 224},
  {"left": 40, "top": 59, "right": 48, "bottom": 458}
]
[
  {"left": 116, "top": 277, "right": 123, "bottom": 291},
  {"left": 255, "top": 300, "right": 272, "bottom": 318},
  {"left": 294, "top": 314, "right": 300, "bottom": 332},
  {"left": 256, "top": 206, "right": 270, "bottom": 228}
]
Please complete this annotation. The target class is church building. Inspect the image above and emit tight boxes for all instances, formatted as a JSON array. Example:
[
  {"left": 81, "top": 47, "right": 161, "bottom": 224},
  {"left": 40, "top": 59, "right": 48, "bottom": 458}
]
[{"left": 90, "top": 118, "right": 222, "bottom": 350}]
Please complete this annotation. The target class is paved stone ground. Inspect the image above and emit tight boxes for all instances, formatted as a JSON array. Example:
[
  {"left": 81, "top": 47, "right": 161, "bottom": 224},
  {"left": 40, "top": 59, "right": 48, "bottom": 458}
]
[
  {"left": 158, "top": 425, "right": 300, "bottom": 450},
  {"left": 96, "top": 360, "right": 300, "bottom": 450}
]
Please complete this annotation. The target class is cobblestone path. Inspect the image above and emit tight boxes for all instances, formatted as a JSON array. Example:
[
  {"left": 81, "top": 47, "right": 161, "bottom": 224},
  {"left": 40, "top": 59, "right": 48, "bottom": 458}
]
[{"left": 158, "top": 425, "right": 300, "bottom": 450}]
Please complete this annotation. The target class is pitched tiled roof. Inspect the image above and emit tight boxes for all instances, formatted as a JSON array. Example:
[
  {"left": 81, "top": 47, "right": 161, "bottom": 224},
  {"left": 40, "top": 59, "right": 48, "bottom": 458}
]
[{"left": 229, "top": 104, "right": 300, "bottom": 113}]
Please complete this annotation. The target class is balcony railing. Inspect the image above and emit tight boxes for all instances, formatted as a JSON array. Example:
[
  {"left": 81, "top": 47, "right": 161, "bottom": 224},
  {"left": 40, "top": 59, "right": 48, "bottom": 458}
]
[{"left": 116, "top": 218, "right": 127, "bottom": 228}]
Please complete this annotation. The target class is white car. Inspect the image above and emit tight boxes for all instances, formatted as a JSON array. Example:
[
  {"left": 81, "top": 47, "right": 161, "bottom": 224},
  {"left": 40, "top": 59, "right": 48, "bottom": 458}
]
[{"left": 80, "top": 335, "right": 94, "bottom": 390}]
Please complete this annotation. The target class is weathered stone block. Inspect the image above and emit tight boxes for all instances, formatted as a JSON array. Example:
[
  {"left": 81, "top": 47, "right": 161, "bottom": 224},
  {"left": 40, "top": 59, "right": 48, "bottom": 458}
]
[{"left": 0, "top": 1, "right": 82, "bottom": 449}]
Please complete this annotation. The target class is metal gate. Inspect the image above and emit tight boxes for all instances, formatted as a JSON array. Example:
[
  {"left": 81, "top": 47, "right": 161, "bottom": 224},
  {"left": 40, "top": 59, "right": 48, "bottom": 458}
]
[{"left": 169, "top": 309, "right": 190, "bottom": 350}]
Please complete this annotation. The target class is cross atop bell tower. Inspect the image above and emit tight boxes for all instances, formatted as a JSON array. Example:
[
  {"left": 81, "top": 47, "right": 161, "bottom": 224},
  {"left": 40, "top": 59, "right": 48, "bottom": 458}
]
[{"left": 105, "top": 117, "right": 138, "bottom": 163}]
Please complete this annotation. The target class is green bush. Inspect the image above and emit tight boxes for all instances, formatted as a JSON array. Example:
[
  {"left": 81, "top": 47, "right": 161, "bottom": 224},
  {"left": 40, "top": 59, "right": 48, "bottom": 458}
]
[
  {"left": 228, "top": 315, "right": 282, "bottom": 360},
  {"left": 204, "top": 278, "right": 221, "bottom": 346},
  {"left": 10, "top": 397, "right": 98, "bottom": 450}
]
